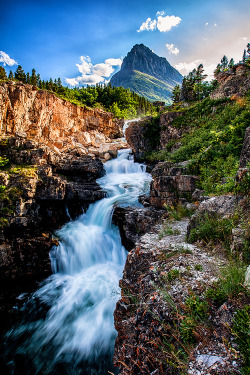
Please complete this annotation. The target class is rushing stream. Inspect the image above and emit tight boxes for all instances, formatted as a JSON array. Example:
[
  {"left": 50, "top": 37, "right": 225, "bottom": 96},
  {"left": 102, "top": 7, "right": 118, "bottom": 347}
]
[{"left": 3, "top": 145, "right": 152, "bottom": 374}]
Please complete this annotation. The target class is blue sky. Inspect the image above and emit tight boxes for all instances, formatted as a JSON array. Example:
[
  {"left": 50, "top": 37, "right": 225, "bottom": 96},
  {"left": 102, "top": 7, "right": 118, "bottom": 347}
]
[{"left": 1, "top": 0, "right": 250, "bottom": 85}]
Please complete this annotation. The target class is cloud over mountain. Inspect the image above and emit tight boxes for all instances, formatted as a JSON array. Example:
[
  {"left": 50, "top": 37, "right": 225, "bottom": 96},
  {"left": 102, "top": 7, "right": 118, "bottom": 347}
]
[
  {"left": 65, "top": 56, "right": 122, "bottom": 86},
  {"left": 137, "top": 12, "right": 181, "bottom": 33}
]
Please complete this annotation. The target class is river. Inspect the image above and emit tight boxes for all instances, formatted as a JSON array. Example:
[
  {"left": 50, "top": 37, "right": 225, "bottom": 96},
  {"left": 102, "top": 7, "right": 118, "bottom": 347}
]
[{"left": 3, "top": 142, "right": 152, "bottom": 374}]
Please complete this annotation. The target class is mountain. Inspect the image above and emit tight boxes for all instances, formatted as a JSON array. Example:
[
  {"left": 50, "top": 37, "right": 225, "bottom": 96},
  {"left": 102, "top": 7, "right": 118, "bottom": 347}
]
[{"left": 110, "top": 44, "right": 183, "bottom": 104}]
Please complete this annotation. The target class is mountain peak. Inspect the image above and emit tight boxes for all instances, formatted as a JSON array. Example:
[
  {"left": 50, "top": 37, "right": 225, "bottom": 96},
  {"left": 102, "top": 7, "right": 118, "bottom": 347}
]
[{"left": 110, "top": 44, "right": 182, "bottom": 103}]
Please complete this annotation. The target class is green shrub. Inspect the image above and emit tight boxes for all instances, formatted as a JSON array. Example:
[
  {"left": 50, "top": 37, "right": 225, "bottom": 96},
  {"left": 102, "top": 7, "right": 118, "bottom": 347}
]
[
  {"left": 206, "top": 263, "right": 247, "bottom": 306},
  {"left": 188, "top": 213, "right": 233, "bottom": 247}
]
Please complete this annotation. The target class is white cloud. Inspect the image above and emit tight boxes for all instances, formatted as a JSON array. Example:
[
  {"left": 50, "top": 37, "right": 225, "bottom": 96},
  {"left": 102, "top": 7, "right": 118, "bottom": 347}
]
[
  {"left": 175, "top": 60, "right": 216, "bottom": 81},
  {"left": 65, "top": 78, "right": 79, "bottom": 86},
  {"left": 0, "top": 51, "right": 17, "bottom": 66},
  {"left": 65, "top": 55, "right": 123, "bottom": 86},
  {"left": 156, "top": 11, "right": 165, "bottom": 17},
  {"left": 93, "top": 63, "right": 114, "bottom": 77},
  {"left": 157, "top": 15, "right": 181, "bottom": 32},
  {"left": 76, "top": 56, "right": 92, "bottom": 75},
  {"left": 137, "top": 14, "right": 181, "bottom": 33},
  {"left": 206, "top": 22, "right": 209, "bottom": 26},
  {"left": 203, "top": 63, "right": 217, "bottom": 81},
  {"left": 105, "top": 58, "right": 122, "bottom": 66},
  {"left": 77, "top": 74, "right": 105, "bottom": 85},
  {"left": 166, "top": 43, "right": 180, "bottom": 55},
  {"left": 175, "top": 60, "right": 205, "bottom": 75},
  {"left": 137, "top": 18, "right": 157, "bottom": 32}
]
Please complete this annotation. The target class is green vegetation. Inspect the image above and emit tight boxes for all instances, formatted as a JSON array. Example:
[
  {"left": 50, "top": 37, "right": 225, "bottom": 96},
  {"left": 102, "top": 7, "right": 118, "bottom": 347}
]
[
  {"left": 146, "top": 94, "right": 250, "bottom": 194},
  {"left": 164, "top": 204, "right": 194, "bottom": 221},
  {"left": 232, "top": 305, "right": 250, "bottom": 373},
  {"left": 188, "top": 209, "right": 250, "bottom": 262},
  {"left": 0, "top": 65, "right": 157, "bottom": 119},
  {"left": 188, "top": 213, "right": 234, "bottom": 247},
  {"left": 0, "top": 185, "right": 22, "bottom": 228}
]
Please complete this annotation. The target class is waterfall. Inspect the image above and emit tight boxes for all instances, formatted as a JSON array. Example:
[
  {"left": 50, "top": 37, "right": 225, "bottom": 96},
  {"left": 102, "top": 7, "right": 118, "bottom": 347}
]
[{"left": 4, "top": 140, "right": 152, "bottom": 374}]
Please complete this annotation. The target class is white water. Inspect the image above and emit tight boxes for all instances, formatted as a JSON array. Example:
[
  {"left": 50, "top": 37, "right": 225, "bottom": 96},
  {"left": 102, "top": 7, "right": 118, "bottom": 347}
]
[{"left": 5, "top": 146, "right": 151, "bottom": 374}]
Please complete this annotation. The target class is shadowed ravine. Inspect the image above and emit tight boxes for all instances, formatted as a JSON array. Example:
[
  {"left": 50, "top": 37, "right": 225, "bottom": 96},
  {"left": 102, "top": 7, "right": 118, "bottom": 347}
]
[{"left": 3, "top": 145, "right": 152, "bottom": 375}]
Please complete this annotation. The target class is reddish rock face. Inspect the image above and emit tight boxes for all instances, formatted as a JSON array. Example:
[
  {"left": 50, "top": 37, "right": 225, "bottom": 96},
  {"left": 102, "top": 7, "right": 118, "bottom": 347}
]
[
  {"left": 211, "top": 64, "right": 250, "bottom": 99},
  {"left": 0, "top": 82, "right": 123, "bottom": 149}
]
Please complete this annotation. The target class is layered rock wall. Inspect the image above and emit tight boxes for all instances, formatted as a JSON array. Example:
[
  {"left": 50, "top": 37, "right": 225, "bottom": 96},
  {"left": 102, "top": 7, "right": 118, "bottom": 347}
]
[{"left": 0, "top": 81, "right": 123, "bottom": 152}]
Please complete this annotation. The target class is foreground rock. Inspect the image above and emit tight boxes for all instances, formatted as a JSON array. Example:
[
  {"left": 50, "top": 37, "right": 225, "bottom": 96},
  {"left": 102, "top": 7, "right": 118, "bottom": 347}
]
[
  {"left": 114, "top": 218, "right": 244, "bottom": 374},
  {"left": 150, "top": 161, "right": 199, "bottom": 208},
  {"left": 112, "top": 206, "right": 166, "bottom": 250}
]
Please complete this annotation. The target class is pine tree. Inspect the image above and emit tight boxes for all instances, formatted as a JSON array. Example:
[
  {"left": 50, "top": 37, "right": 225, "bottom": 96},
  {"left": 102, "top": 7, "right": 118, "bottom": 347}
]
[
  {"left": 30, "top": 68, "right": 38, "bottom": 86},
  {"left": 214, "top": 64, "right": 222, "bottom": 76},
  {"left": 228, "top": 58, "right": 234, "bottom": 69},
  {"left": 242, "top": 49, "right": 247, "bottom": 63},
  {"left": 171, "top": 85, "right": 181, "bottom": 103},
  {"left": 0, "top": 66, "right": 7, "bottom": 80},
  {"left": 220, "top": 55, "right": 229, "bottom": 70},
  {"left": 8, "top": 70, "right": 14, "bottom": 80},
  {"left": 26, "top": 72, "right": 30, "bottom": 84},
  {"left": 14, "top": 65, "right": 26, "bottom": 83}
]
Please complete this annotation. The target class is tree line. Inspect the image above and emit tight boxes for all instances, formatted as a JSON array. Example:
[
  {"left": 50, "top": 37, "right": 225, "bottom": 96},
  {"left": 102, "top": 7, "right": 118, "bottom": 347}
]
[
  {"left": 171, "top": 43, "right": 250, "bottom": 104},
  {"left": 0, "top": 66, "right": 157, "bottom": 119}
]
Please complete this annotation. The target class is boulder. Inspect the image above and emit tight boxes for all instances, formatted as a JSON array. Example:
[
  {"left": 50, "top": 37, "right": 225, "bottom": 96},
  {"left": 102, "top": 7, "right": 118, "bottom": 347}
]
[
  {"left": 112, "top": 206, "right": 166, "bottom": 250},
  {"left": 150, "top": 162, "right": 199, "bottom": 208}
]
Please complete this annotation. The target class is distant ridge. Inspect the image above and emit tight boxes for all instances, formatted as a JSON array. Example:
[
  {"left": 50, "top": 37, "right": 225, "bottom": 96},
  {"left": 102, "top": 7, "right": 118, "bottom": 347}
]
[{"left": 110, "top": 44, "right": 183, "bottom": 104}]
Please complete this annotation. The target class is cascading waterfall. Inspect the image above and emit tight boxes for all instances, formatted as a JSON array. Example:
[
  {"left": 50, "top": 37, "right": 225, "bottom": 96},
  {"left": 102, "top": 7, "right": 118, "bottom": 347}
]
[{"left": 4, "top": 141, "right": 152, "bottom": 374}]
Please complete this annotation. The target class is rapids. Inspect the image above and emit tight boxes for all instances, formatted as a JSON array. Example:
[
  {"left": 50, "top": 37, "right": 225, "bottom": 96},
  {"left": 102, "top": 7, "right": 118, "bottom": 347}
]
[{"left": 3, "top": 145, "right": 152, "bottom": 374}]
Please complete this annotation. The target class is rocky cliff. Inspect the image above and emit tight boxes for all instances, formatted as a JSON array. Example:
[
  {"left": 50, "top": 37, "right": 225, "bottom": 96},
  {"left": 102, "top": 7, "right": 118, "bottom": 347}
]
[
  {"left": 0, "top": 81, "right": 124, "bottom": 156},
  {"left": 211, "top": 63, "right": 250, "bottom": 99},
  {"left": 0, "top": 82, "right": 128, "bottom": 332},
  {"left": 110, "top": 44, "right": 183, "bottom": 103}
]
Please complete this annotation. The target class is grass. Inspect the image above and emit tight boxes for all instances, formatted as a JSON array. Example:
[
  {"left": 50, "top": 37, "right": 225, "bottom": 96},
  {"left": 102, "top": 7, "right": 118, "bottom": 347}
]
[
  {"left": 188, "top": 213, "right": 234, "bottom": 247},
  {"left": 164, "top": 204, "right": 194, "bottom": 221},
  {"left": 205, "top": 262, "right": 248, "bottom": 306},
  {"left": 158, "top": 223, "right": 181, "bottom": 239}
]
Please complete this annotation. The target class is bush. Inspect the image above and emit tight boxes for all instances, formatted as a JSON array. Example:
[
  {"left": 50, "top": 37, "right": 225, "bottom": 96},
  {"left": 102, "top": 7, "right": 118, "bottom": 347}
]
[{"left": 188, "top": 213, "right": 233, "bottom": 247}]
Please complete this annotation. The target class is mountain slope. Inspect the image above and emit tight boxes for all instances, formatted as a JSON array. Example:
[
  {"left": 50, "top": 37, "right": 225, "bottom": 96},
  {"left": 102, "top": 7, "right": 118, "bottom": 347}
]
[{"left": 110, "top": 44, "right": 183, "bottom": 103}]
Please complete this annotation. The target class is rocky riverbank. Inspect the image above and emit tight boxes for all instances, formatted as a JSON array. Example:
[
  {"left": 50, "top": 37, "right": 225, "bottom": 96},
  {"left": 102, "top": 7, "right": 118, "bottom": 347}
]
[
  {"left": 0, "top": 82, "right": 129, "bottom": 335},
  {"left": 113, "top": 117, "right": 249, "bottom": 374}
]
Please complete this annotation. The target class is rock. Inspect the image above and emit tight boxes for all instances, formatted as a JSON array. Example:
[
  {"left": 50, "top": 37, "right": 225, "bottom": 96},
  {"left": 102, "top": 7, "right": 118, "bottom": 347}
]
[
  {"left": 231, "top": 226, "right": 248, "bottom": 253},
  {"left": 192, "top": 189, "right": 206, "bottom": 202},
  {"left": 125, "top": 120, "right": 151, "bottom": 161},
  {"left": 52, "top": 155, "right": 104, "bottom": 179},
  {"left": 0, "top": 81, "right": 123, "bottom": 151},
  {"left": 150, "top": 162, "right": 199, "bottom": 208},
  {"left": 211, "top": 64, "right": 250, "bottom": 99},
  {"left": 36, "top": 176, "right": 66, "bottom": 200},
  {"left": 239, "top": 127, "right": 250, "bottom": 168},
  {"left": 0, "top": 172, "right": 9, "bottom": 186},
  {"left": 159, "top": 111, "right": 185, "bottom": 149},
  {"left": 244, "top": 265, "right": 250, "bottom": 289},
  {"left": 112, "top": 206, "right": 166, "bottom": 250},
  {"left": 65, "top": 181, "right": 105, "bottom": 202},
  {"left": 187, "top": 195, "right": 242, "bottom": 239}
]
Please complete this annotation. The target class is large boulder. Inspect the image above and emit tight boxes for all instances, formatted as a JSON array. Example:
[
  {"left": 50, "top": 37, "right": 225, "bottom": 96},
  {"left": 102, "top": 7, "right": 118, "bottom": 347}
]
[
  {"left": 112, "top": 206, "right": 166, "bottom": 250},
  {"left": 150, "top": 161, "right": 199, "bottom": 208}
]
